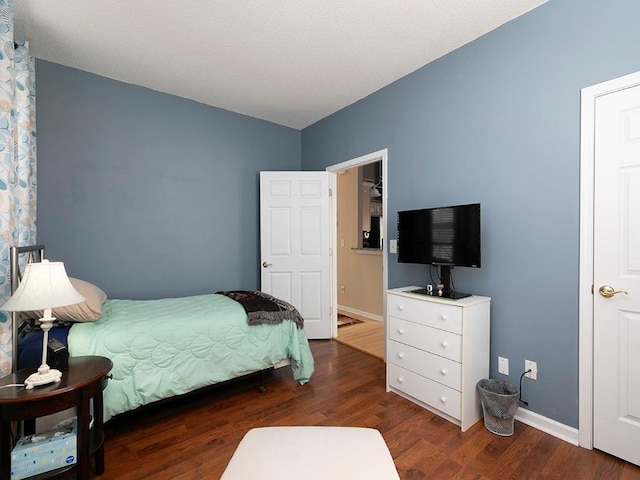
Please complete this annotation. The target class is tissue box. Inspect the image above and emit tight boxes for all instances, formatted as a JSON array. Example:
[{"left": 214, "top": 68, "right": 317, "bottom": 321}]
[{"left": 11, "top": 418, "right": 77, "bottom": 480}]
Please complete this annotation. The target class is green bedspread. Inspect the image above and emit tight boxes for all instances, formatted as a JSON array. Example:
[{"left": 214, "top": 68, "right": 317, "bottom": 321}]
[{"left": 68, "top": 293, "right": 314, "bottom": 421}]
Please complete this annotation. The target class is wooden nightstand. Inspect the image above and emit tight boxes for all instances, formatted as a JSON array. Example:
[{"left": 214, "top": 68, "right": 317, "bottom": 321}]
[{"left": 0, "top": 356, "right": 113, "bottom": 479}]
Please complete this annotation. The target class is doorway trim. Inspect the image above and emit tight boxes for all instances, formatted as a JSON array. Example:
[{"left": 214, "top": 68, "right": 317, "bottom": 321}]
[
  {"left": 327, "top": 148, "right": 388, "bottom": 356},
  {"left": 579, "top": 70, "right": 640, "bottom": 449}
]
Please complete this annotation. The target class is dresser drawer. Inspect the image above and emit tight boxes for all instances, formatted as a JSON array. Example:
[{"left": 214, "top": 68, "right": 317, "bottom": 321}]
[
  {"left": 389, "top": 317, "right": 462, "bottom": 362},
  {"left": 387, "top": 364, "right": 461, "bottom": 420},
  {"left": 387, "top": 340, "right": 461, "bottom": 390},
  {"left": 387, "top": 293, "right": 462, "bottom": 334}
]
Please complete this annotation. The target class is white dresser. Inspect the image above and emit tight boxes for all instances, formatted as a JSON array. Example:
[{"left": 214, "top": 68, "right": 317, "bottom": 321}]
[{"left": 386, "top": 286, "right": 490, "bottom": 431}]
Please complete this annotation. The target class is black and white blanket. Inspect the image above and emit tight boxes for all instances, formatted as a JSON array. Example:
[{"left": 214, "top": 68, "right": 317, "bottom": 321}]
[{"left": 216, "top": 290, "right": 304, "bottom": 329}]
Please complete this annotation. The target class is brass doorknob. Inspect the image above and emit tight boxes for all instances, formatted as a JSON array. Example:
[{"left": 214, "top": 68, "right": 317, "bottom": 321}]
[
  {"left": 598, "top": 285, "right": 628, "bottom": 298},
  {"left": 262, "top": 261, "right": 272, "bottom": 268}
]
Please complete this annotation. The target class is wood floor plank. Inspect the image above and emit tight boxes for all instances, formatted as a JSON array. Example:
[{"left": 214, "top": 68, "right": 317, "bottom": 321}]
[
  {"left": 334, "top": 315, "right": 384, "bottom": 359},
  {"left": 55, "top": 340, "right": 640, "bottom": 479}
]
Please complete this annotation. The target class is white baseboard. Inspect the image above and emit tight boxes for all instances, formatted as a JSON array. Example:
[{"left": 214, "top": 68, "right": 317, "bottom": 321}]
[
  {"left": 337, "top": 305, "right": 580, "bottom": 446},
  {"left": 337, "top": 305, "right": 383, "bottom": 322},
  {"left": 515, "top": 407, "right": 579, "bottom": 446}
]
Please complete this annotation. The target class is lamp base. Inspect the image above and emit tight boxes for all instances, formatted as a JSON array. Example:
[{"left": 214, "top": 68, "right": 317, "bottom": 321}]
[{"left": 24, "top": 364, "right": 62, "bottom": 390}]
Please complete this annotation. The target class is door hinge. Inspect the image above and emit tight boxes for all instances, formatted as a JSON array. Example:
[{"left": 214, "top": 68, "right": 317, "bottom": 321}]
[
  {"left": 329, "top": 248, "right": 333, "bottom": 256},
  {"left": 329, "top": 188, "right": 333, "bottom": 197},
  {"left": 591, "top": 284, "right": 594, "bottom": 295}
]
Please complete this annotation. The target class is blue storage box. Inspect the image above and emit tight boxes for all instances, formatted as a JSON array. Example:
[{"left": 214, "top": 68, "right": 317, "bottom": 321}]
[{"left": 11, "top": 418, "right": 77, "bottom": 479}]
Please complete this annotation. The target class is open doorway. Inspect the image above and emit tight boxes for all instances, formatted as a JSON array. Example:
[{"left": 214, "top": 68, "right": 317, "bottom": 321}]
[{"left": 327, "top": 149, "right": 388, "bottom": 360}]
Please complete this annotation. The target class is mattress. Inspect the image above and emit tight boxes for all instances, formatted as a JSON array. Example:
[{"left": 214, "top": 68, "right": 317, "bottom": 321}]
[{"left": 67, "top": 293, "right": 314, "bottom": 421}]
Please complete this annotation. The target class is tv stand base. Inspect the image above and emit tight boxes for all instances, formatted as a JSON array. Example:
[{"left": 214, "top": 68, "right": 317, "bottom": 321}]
[{"left": 409, "top": 288, "right": 471, "bottom": 300}]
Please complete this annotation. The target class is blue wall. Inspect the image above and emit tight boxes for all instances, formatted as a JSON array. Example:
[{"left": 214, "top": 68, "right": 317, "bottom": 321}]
[
  {"left": 36, "top": 61, "right": 301, "bottom": 300},
  {"left": 302, "top": 0, "right": 640, "bottom": 428},
  {"left": 35, "top": 0, "right": 640, "bottom": 429}
]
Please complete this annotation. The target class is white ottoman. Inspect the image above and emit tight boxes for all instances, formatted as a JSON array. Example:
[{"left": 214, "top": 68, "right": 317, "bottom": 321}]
[{"left": 221, "top": 426, "right": 400, "bottom": 480}]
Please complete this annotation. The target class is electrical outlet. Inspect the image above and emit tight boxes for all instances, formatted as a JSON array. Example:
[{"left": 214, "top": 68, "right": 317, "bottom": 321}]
[
  {"left": 498, "top": 356, "right": 509, "bottom": 375},
  {"left": 525, "top": 360, "right": 537, "bottom": 380}
]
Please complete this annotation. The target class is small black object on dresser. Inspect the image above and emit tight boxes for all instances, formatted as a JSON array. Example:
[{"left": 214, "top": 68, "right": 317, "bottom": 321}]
[{"left": 47, "top": 337, "right": 69, "bottom": 371}]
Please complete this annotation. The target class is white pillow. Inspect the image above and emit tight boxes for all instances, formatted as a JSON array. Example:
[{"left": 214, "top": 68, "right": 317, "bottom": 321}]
[{"left": 26, "top": 277, "right": 107, "bottom": 323}]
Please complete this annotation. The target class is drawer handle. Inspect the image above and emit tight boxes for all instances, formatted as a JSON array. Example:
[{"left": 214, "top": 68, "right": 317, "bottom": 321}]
[
  {"left": 398, "top": 377, "right": 404, "bottom": 383},
  {"left": 440, "top": 314, "right": 448, "bottom": 321},
  {"left": 440, "top": 369, "right": 447, "bottom": 376},
  {"left": 440, "top": 396, "right": 447, "bottom": 403},
  {"left": 441, "top": 341, "right": 448, "bottom": 348},
  {"left": 397, "top": 305, "right": 404, "bottom": 311},
  {"left": 398, "top": 328, "right": 405, "bottom": 335},
  {"left": 397, "top": 352, "right": 405, "bottom": 359}
]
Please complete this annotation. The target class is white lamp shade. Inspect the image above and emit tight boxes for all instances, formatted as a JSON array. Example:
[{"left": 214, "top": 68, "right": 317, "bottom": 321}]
[{"left": 1, "top": 260, "right": 85, "bottom": 312}]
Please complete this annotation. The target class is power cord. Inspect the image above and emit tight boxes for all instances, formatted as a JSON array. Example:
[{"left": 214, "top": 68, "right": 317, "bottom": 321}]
[
  {"left": 427, "top": 265, "right": 458, "bottom": 295},
  {"left": 450, "top": 268, "right": 457, "bottom": 294},
  {"left": 519, "top": 369, "right": 532, "bottom": 406}
]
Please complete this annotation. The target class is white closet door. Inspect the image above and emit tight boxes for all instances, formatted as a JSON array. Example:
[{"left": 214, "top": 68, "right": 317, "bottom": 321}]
[{"left": 592, "top": 83, "right": 640, "bottom": 466}]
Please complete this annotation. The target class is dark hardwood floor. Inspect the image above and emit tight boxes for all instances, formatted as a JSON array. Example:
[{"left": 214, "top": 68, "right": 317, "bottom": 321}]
[{"left": 80, "top": 340, "right": 639, "bottom": 479}]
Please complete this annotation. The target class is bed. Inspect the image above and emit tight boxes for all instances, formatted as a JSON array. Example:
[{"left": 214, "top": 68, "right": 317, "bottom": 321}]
[{"left": 11, "top": 245, "right": 314, "bottom": 422}]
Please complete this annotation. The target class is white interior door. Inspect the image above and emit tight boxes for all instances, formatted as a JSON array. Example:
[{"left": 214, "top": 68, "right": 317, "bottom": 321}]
[
  {"left": 592, "top": 83, "right": 640, "bottom": 466},
  {"left": 260, "top": 171, "right": 331, "bottom": 339}
]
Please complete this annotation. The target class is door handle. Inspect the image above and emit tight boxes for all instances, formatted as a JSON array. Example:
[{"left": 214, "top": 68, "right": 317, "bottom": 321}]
[
  {"left": 262, "top": 261, "right": 272, "bottom": 268},
  {"left": 598, "top": 285, "right": 628, "bottom": 298}
]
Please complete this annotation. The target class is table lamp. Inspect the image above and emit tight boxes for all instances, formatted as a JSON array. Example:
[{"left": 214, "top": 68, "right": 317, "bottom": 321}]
[{"left": 1, "top": 260, "right": 85, "bottom": 389}]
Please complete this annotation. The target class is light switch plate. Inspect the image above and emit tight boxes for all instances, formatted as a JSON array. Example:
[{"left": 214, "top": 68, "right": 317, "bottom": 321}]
[{"left": 498, "top": 356, "right": 509, "bottom": 375}]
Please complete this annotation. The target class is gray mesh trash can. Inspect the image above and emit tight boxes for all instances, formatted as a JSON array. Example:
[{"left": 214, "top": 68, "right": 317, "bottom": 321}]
[{"left": 477, "top": 379, "right": 519, "bottom": 436}]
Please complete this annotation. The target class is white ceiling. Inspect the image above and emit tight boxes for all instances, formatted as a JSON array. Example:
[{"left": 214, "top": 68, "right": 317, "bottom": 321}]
[{"left": 14, "top": 1, "right": 547, "bottom": 129}]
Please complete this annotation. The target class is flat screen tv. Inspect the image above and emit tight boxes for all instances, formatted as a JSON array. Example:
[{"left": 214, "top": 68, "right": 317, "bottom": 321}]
[{"left": 397, "top": 203, "right": 480, "bottom": 299}]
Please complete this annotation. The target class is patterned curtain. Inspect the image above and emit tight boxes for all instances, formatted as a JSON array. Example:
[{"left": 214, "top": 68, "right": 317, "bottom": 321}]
[{"left": 0, "top": 0, "right": 37, "bottom": 375}]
